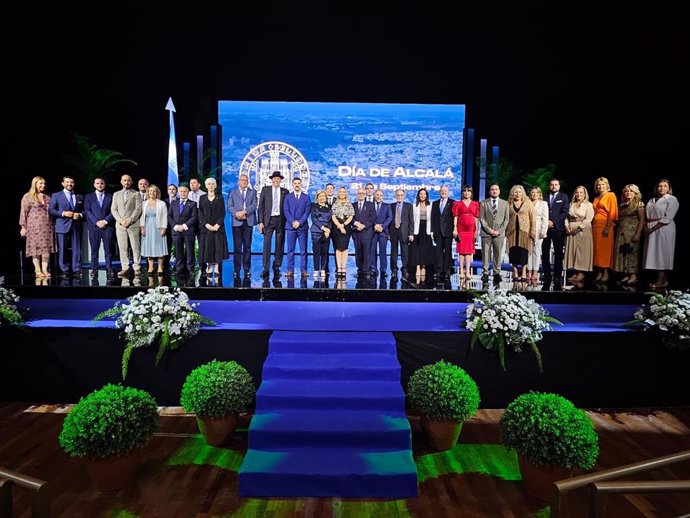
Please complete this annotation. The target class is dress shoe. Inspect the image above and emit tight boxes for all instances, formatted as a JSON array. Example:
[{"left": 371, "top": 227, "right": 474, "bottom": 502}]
[
  {"left": 553, "top": 283, "right": 563, "bottom": 291},
  {"left": 233, "top": 272, "right": 240, "bottom": 278},
  {"left": 301, "top": 271, "right": 309, "bottom": 279},
  {"left": 493, "top": 273, "right": 502, "bottom": 284},
  {"left": 261, "top": 270, "right": 270, "bottom": 278},
  {"left": 481, "top": 273, "right": 489, "bottom": 282},
  {"left": 285, "top": 271, "right": 294, "bottom": 278}
]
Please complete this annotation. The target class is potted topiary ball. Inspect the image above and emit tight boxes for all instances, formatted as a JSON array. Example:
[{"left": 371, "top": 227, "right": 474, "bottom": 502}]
[
  {"left": 407, "top": 360, "right": 481, "bottom": 450},
  {"left": 58, "top": 384, "right": 159, "bottom": 491},
  {"left": 180, "top": 359, "right": 256, "bottom": 446},
  {"left": 500, "top": 391, "right": 599, "bottom": 501}
]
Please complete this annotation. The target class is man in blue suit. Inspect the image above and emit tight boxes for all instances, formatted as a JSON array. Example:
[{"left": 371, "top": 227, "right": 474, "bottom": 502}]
[
  {"left": 83, "top": 177, "right": 114, "bottom": 277},
  {"left": 48, "top": 176, "right": 84, "bottom": 276},
  {"left": 542, "top": 178, "right": 570, "bottom": 290},
  {"left": 370, "top": 189, "right": 392, "bottom": 277},
  {"left": 227, "top": 173, "right": 257, "bottom": 278},
  {"left": 352, "top": 187, "right": 376, "bottom": 279},
  {"left": 168, "top": 184, "right": 198, "bottom": 283},
  {"left": 283, "top": 177, "right": 311, "bottom": 278}
]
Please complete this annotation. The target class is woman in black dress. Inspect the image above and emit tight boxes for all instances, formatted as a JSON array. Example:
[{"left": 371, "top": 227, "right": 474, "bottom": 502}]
[
  {"left": 198, "top": 177, "right": 229, "bottom": 276},
  {"left": 331, "top": 187, "right": 354, "bottom": 278}
]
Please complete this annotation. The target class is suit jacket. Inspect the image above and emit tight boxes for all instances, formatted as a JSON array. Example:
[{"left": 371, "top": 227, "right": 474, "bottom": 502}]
[
  {"left": 227, "top": 188, "right": 258, "bottom": 227},
  {"left": 353, "top": 200, "right": 376, "bottom": 235},
  {"left": 479, "top": 197, "right": 510, "bottom": 237},
  {"left": 257, "top": 185, "right": 289, "bottom": 226},
  {"left": 284, "top": 192, "right": 312, "bottom": 230},
  {"left": 48, "top": 190, "right": 84, "bottom": 234},
  {"left": 111, "top": 189, "right": 142, "bottom": 227},
  {"left": 168, "top": 199, "right": 198, "bottom": 236},
  {"left": 431, "top": 198, "right": 455, "bottom": 237},
  {"left": 547, "top": 191, "right": 570, "bottom": 231},
  {"left": 390, "top": 201, "right": 414, "bottom": 238},
  {"left": 372, "top": 200, "right": 393, "bottom": 236},
  {"left": 84, "top": 191, "right": 114, "bottom": 231}
]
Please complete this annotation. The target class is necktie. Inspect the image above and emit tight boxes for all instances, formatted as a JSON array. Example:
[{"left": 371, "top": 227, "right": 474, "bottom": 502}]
[
  {"left": 97, "top": 192, "right": 103, "bottom": 207},
  {"left": 550, "top": 194, "right": 555, "bottom": 206},
  {"left": 242, "top": 190, "right": 247, "bottom": 209},
  {"left": 296, "top": 193, "right": 300, "bottom": 201},
  {"left": 272, "top": 188, "right": 279, "bottom": 213},
  {"left": 492, "top": 198, "right": 497, "bottom": 216},
  {"left": 179, "top": 201, "right": 185, "bottom": 215},
  {"left": 141, "top": 193, "right": 146, "bottom": 201},
  {"left": 359, "top": 202, "right": 363, "bottom": 212},
  {"left": 395, "top": 203, "right": 402, "bottom": 228},
  {"left": 328, "top": 197, "right": 333, "bottom": 205},
  {"left": 376, "top": 202, "right": 380, "bottom": 214},
  {"left": 69, "top": 193, "right": 75, "bottom": 209},
  {"left": 123, "top": 191, "right": 128, "bottom": 204},
  {"left": 440, "top": 199, "right": 446, "bottom": 213}
]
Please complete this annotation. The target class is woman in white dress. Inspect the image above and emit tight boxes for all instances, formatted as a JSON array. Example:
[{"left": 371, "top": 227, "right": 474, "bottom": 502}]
[
  {"left": 527, "top": 186, "right": 549, "bottom": 287},
  {"left": 643, "top": 179, "right": 679, "bottom": 289}
]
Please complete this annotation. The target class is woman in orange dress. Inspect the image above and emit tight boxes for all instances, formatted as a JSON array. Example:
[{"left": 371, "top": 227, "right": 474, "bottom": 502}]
[
  {"left": 591, "top": 177, "right": 618, "bottom": 283},
  {"left": 452, "top": 184, "right": 479, "bottom": 280},
  {"left": 19, "top": 176, "right": 55, "bottom": 277}
]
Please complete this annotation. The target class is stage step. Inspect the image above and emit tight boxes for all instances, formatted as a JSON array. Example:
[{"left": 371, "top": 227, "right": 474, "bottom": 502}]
[
  {"left": 239, "top": 447, "right": 417, "bottom": 498},
  {"left": 239, "top": 330, "right": 417, "bottom": 498},
  {"left": 262, "top": 353, "right": 401, "bottom": 380},
  {"left": 248, "top": 410, "right": 411, "bottom": 451}
]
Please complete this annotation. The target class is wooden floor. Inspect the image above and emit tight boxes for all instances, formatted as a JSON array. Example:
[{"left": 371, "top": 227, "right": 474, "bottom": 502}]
[{"left": 1, "top": 403, "right": 689, "bottom": 518}]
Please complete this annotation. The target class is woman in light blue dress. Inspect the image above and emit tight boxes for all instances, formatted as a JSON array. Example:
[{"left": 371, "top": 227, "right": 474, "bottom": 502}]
[{"left": 139, "top": 185, "right": 169, "bottom": 274}]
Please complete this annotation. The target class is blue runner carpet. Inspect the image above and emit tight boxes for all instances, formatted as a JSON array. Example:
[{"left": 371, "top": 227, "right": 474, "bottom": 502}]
[{"left": 238, "top": 331, "right": 418, "bottom": 498}]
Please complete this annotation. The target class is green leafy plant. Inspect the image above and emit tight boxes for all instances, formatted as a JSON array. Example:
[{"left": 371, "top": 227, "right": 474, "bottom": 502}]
[
  {"left": 465, "top": 289, "right": 562, "bottom": 372},
  {"left": 0, "top": 286, "right": 23, "bottom": 326},
  {"left": 63, "top": 133, "right": 138, "bottom": 187},
  {"left": 93, "top": 287, "right": 215, "bottom": 379},
  {"left": 625, "top": 290, "right": 690, "bottom": 351},
  {"left": 407, "top": 360, "right": 480, "bottom": 421},
  {"left": 58, "top": 384, "right": 159, "bottom": 458},
  {"left": 180, "top": 360, "right": 256, "bottom": 418},
  {"left": 522, "top": 163, "right": 558, "bottom": 195},
  {"left": 500, "top": 392, "right": 598, "bottom": 469}
]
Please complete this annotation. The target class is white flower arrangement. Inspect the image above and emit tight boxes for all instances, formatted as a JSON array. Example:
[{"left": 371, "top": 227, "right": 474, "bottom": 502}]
[
  {"left": 464, "top": 289, "right": 562, "bottom": 372},
  {"left": 0, "top": 286, "right": 22, "bottom": 326},
  {"left": 93, "top": 286, "right": 215, "bottom": 378},
  {"left": 626, "top": 290, "right": 690, "bottom": 351}
]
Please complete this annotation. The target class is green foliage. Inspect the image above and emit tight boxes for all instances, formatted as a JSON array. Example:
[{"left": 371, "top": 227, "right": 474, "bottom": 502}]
[
  {"left": 0, "top": 286, "right": 23, "bottom": 326},
  {"left": 522, "top": 164, "right": 558, "bottom": 195},
  {"left": 63, "top": 133, "right": 137, "bottom": 188},
  {"left": 58, "top": 384, "right": 159, "bottom": 459},
  {"left": 180, "top": 360, "right": 256, "bottom": 418},
  {"left": 499, "top": 392, "right": 599, "bottom": 469},
  {"left": 407, "top": 360, "right": 480, "bottom": 422},
  {"left": 476, "top": 156, "right": 521, "bottom": 198}
]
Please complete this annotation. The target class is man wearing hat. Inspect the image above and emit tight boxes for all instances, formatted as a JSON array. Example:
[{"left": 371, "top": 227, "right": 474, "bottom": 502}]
[{"left": 258, "top": 171, "right": 290, "bottom": 277}]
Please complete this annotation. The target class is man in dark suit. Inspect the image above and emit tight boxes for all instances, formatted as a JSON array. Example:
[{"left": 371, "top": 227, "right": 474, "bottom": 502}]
[
  {"left": 370, "top": 189, "right": 392, "bottom": 277},
  {"left": 431, "top": 185, "right": 455, "bottom": 279},
  {"left": 352, "top": 187, "right": 376, "bottom": 279},
  {"left": 48, "top": 175, "right": 84, "bottom": 276},
  {"left": 258, "top": 171, "right": 289, "bottom": 277},
  {"left": 83, "top": 177, "right": 114, "bottom": 276},
  {"left": 324, "top": 182, "right": 335, "bottom": 274},
  {"left": 283, "top": 177, "right": 311, "bottom": 278},
  {"left": 162, "top": 184, "right": 178, "bottom": 272},
  {"left": 168, "top": 184, "right": 198, "bottom": 282},
  {"left": 542, "top": 177, "right": 570, "bottom": 290},
  {"left": 227, "top": 173, "right": 258, "bottom": 279},
  {"left": 389, "top": 189, "right": 414, "bottom": 278}
]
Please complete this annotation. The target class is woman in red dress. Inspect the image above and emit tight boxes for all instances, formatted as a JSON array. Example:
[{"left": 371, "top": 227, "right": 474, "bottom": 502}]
[{"left": 452, "top": 185, "right": 479, "bottom": 280}]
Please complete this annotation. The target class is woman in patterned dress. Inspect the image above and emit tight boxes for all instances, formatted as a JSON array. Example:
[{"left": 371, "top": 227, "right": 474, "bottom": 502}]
[
  {"left": 614, "top": 184, "right": 645, "bottom": 286},
  {"left": 19, "top": 176, "right": 55, "bottom": 277}
]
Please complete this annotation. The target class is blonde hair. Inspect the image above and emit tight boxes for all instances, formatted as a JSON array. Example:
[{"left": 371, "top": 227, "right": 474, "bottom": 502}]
[
  {"left": 529, "top": 186, "right": 543, "bottom": 200},
  {"left": 28, "top": 176, "right": 46, "bottom": 203},
  {"left": 147, "top": 185, "right": 161, "bottom": 200},
  {"left": 315, "top": 190, "right": 327, "bottom": 203},
  {"left": 336, "top": 187, "right": 350, "bottom": 203},
  {"left": 594, "top": 176, "right": 611, "bottom": 193},
  {"left": 621, "top": 184, "right": 642, "bottom": 213},
  {"left": 573, "top": 185, "right": 590, "bottom": 202},
  {"left": 508, "top": 185, "right": 526, "bottom": 200}
]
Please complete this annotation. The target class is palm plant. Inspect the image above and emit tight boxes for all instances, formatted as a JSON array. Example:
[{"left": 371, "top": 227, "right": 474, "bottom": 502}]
[
  {"left": 63, "top": 133, "right": 137, "bottom": 188},
  {"left": 523, "top": 164, "right": 558, "bottom": 195}
]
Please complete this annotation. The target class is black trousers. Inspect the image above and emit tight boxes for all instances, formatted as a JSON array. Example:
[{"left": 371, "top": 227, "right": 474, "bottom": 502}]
[
  {"left": 262, "top": 216, "right": 285, "bottom": 270},
  {"left": 541, "top": 228, "right": 565, "bottom": 281},
  {"left": 389, "top": 226, "right": 409, "bottom": 272}
]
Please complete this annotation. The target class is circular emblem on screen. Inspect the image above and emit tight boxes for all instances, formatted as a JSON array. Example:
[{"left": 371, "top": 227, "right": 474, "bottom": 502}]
[{"left": 238, "top": 141, "right": 311, "bottom": 191}]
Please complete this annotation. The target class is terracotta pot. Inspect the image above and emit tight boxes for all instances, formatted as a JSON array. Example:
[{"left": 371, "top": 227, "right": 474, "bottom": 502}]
[
  {"left": 84, "top": 448, "right": 141, "bottom": 491},
  {"left": 420, "top": 416, "right": 463, "bottom": 451},
  {"left": 196, "top": 414, "right": 238, "bottom": 446},
  {"left": 518, "top": 455, "right": 573, "bottom": 501}
]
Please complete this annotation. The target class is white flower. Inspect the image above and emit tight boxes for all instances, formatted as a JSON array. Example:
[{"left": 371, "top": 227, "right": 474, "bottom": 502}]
[{"left": 630, "top": 291, "right": 690, "bottom": 350}]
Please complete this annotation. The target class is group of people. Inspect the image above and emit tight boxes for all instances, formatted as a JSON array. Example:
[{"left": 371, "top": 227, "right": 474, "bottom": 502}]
[
  {"left": 19, "top": 173, "right": 679, "bottom": 290},
  {"left": 475, "top": 177, "right": 679, "bottom": 290},
  {"left": 19, "top": 174, "right": 224, "bottom": 283}
]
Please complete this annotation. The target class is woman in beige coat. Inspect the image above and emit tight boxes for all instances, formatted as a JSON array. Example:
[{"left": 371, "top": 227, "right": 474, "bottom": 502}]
[
  {"left": 505, "top": 185, "right": 536, "bottom": 284},
  {"left": 564, "top": 186, "right": 594, "bottom": 283}
]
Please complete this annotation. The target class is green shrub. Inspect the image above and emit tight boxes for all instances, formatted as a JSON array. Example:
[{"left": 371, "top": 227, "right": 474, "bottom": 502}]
[
  {"left": 500, "top": 392, "right": 599, "bottom": 469},
  {"left": 407, "top": 360, "right": 480, "bottom": 421},
  {"left": 180, "top": 360, "right": 256, "bottom": 418},
  {"left": 58, "top": 384, "right": 159, "bottom": 458}
]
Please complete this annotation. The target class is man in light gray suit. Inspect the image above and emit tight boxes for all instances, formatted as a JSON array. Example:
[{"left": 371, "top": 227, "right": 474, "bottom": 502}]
[
  {"left": 111, "top": 174, "right": 142, "bottom": 275},
  {"left": 227, "top": 173, "right": 257, "bottom": 278},
  {"left": 479, "top": 183, "right": 509, "bottom": 284}
]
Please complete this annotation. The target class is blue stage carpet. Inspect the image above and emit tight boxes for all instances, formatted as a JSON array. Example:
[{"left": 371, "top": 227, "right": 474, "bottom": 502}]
[
  {"left": 19, "top": 299, "right": 636, "bottom": 332},
  {"left": 239, "top": 331, "right": 418, "bottom": 497}
]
